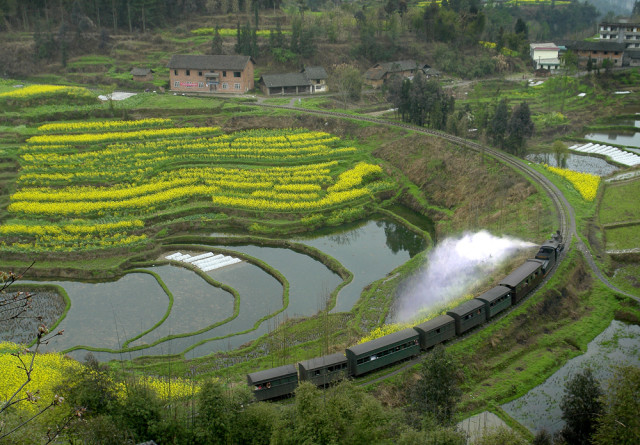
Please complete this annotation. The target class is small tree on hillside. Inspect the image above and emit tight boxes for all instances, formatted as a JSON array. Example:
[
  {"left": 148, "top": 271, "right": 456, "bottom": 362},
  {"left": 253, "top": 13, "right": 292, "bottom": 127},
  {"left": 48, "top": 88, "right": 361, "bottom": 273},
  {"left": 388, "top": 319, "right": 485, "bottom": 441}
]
[
  {"left": 593, "top": 365, "right": 640, "bottom": 445},
  {"left": 505, "top": 101, "right": 534, "bottom": 156},
  {"left": 489, "top": 99, "right": 509, "bottom": 149},
  {"left": 559, "top": 367, "right": 603, "bottom": 445},
  {"left": 330, "top": 64, "right": 362, "bottom": 107},
  {"left": 408, "top": 345, "right": 462, "bottom": 427}
]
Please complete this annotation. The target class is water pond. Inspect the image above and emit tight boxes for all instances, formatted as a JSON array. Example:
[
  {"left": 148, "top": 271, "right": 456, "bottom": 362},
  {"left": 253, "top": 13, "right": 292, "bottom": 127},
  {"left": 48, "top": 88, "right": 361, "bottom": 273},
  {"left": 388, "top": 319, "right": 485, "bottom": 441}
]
[
  {"left": 502, "top": 320, "right": 640, "bottom": 435},
  {"left": 525, "top": 153, "right": 618, "bottom": 176},
  {"left": 34, "top": 217, "right": 426, "bottom": 361},
  {"left": 584, "top": 131, "right": 640, "bottom": 148}
]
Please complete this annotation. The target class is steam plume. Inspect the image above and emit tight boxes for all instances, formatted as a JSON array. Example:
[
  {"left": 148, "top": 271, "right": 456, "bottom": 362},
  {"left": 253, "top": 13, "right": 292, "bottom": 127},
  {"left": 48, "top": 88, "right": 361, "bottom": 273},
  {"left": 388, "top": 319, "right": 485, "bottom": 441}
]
[{"left": 391, "top": 231, "right": 536, "bottom": 323}]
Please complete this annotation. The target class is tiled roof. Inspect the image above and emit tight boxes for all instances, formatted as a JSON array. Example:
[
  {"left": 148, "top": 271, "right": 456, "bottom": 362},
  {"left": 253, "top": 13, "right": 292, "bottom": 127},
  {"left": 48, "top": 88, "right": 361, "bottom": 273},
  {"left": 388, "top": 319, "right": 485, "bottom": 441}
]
[
  {"left": 130, "top": 68, "right": 153, "bottom": 76},
  {"left": 303, "top": 66, "right": 328, "bottom": 80},
  {"left": 167, "top": 55, "right": 253, "bottom": 70},
  {"left": 260, "top": 72, "right": 311, "bottom": 88},
  {"left": 365, "top": 60, "right": 419, "bottom": 80}
]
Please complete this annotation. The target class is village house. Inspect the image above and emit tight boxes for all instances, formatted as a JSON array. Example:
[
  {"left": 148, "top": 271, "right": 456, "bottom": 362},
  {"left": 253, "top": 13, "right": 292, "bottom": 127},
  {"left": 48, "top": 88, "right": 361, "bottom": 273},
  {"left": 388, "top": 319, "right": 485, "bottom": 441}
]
[
  {"left": 530, "top": 43, "right": 561, "bottom": 71},
  {"left": 167, "top": 55, "right": 255, "bottom": 94},
  {"left": 130, "top": 67, "right": 154, "bottom": 82},
  {"left": 258, "top": 66, "right": 328, "bottom": 96},
  {"left": 364, "top": 60, "right": 432, "bottom": 88},
  {"left": 566, "top": 41, "right": 625, "bottom": 68},
  {"left": 599, "top": 20, "right": 640, "bottom": 49}
]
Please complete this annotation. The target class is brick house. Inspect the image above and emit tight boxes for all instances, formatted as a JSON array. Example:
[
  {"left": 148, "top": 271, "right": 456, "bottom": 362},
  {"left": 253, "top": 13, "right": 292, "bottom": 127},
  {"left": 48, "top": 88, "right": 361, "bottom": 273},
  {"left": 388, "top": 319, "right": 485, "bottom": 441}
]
[
  {"left": 167, "top": 55, "right": 255, "bottom": 93},
  {"left": 566, "top": 41, "right": 625, "bottom": 69}
]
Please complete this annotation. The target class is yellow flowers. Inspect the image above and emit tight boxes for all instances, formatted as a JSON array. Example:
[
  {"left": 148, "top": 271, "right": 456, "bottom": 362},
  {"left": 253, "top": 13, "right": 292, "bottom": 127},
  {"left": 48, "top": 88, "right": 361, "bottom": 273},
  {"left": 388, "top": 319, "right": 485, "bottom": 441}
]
[
  {"left": 0, "top": 84, "right": 93, "bottom": 100},
  {"left": 4, "top": 124, "right": 389, "bottom": 253},
  {"left": 37, "top": 118, "right": 172, "bottom": 133},
  {"left": 545, "top": 165, "right": 600, "bottom": 201}
]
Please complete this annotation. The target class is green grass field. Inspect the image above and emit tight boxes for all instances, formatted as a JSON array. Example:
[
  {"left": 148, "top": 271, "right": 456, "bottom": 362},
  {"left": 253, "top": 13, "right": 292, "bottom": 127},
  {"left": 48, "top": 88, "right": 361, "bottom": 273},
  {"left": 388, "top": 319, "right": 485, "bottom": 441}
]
[{"left": 599, "top": 179, "right": 640, "bottom": 225}]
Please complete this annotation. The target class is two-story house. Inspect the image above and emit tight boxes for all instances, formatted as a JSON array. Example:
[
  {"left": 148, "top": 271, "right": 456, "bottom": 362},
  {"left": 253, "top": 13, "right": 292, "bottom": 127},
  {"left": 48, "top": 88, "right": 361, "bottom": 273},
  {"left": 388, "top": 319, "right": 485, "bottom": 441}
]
[{"left": 167, "top": 55, "right": 255, "bottom": 93}]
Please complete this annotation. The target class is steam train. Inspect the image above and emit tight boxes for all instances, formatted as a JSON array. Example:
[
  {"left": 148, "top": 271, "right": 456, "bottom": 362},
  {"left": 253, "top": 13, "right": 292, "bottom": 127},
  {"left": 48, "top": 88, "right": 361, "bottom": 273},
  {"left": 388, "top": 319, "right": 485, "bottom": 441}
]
[{"left": 247, "top": 232, "right": 564, "bottom": 401}]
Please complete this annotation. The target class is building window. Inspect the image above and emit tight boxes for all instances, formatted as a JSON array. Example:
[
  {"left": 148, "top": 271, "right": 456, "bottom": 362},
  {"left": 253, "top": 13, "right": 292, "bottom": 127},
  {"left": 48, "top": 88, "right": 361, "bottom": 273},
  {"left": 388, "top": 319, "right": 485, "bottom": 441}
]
[
  {"left": 222, "top": 82, "right": 228, "bottom": 89},
  {"left": 186, "top": 69, "right": 190, "bottom": 76},
  {"left": 234, "top": 71, "right": 241, "bottom": 78},
  {"left": 234, "top": 83, "right": 241, "bottom": 89},
  {"left": 223, "top": 71, "right": 227, "bottom": 77},
  {"left": 174, "top": 69, "right": 177, "bottom": 75},
  {"left": 174, "top": 81, "right": 179, "bottom": 87},
  {"left": 198, "top": 71, "right": 203, "bottom": 76},
  {"left": 198, "top": 82, "right": 204, "bottom": 88}
]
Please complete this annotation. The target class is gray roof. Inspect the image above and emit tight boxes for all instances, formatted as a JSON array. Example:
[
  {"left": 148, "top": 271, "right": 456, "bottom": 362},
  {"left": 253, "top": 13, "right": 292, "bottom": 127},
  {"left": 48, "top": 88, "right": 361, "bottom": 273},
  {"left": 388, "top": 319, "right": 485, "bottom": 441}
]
[
  {"left": 476, "top": 286, "right": 512, "bottom": 304},
  {"left": 303, "top": 66, "right": 328, "bottom": 80},
  {"left": 447, "top": 298, "right": 485, "bottom": 317},
  {"left": 628, "top": 50, "right": 640, "bottom": 59},
  {"left": 167, "top": 54, "right": 253, "bottom": 70},
  {"left": 299, "top": 352, "right": 347, "bottom": 371},
  {"left": 365, "top": 60, "right": 420, "bottom": 80},
  {"left": 414, "top": 314, "right": 455, "bottom": 334},
  {"left": 347, "top": 328, "right": 418, "bottom": 356},
  {"left": 260, "top": 72, "right": 311, "bottom": 88},
  {"left": 500, "top": 260, "right": 543, "bottom": 288},
  {"left": 247, "top": 364, "right": 297, "bottom": 384},
  {"left": 566, "top": 41, "right": 625, "bottom": 52},
  {"left": 130, "top": 68, "right": 153, "bottom": 76}
]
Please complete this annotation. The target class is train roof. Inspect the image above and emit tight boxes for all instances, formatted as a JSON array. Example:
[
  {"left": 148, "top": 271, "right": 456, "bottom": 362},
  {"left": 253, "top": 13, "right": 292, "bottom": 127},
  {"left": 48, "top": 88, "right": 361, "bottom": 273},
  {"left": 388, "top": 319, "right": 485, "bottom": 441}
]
[
  {"left": 447, "top": 298, "right": 485, "bottom": 317},
  {"left": 540, "top": 239, "right": 561, "bottom": 249},
  {"left": 500, "top": 259, "right": 543, "bottom": 288},
  {"left": 475, "top": 285, "right": 512, "bottom": 304},
  {"left": 247, "top": 364, "right": 297, "bottom": 384},
  {"left": 298, "top": 352, "right": 347, "bottom": 371},
  {"left": 414, "top": 314, "right": 455, "bottom": 333},
  {"left": 347, "top": 328, "right": 418, "bottom": 356}
]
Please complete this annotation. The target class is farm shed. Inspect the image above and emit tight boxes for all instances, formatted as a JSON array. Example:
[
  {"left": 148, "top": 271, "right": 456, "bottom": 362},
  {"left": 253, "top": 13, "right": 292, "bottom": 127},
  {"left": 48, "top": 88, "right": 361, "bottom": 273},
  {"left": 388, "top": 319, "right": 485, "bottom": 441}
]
[
  {"left": 259, "top": 72, "right": 312, "bottom": 95},
  {"left": 346, "top": 328, "right": 420, "bottom": 377},
  {"left": 475, "top": 286, "right": 513, "bottom": 319},
  {"left": 500, "top": 259, "right": 544, "bottom": 304},
  {"left": 130, "top": 67, "right": 154, "bottom": 82},
  {"left": 447, "top": 299, "right": 486, "bottom": 335},
  {"left": 298, "top": 352, "right": 348, "bottom": 386},
  {"left": 247, "top": 364, "right": 298, "bottom": 401},
  {"left": 414, "top": 314, "right": 456, "bottom": 350}
]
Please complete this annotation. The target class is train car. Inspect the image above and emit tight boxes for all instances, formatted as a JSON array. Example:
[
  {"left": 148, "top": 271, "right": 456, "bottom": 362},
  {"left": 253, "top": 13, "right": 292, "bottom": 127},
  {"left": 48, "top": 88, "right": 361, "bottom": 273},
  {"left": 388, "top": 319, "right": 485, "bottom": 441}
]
[
  {"left": 247, "top": 364, "right": 298, "bottom": 401},
  {"left": 500, "top": 259, "right": 544, "bottom": 304},
  {"left": 446, "top": 299, "right": 486, "bottom": 335},
  {"left": 475, "top": 285, "right": 513, "bottom": 319},
  {"left": 298, "top": 352, "right": 348, "bottom": 387},
  {"left": 413, "top": 314, "right": 456, "bottom": 350},
  {"left": 346, "top": 328, "right": 420, "bottom": 377},
  {"left": 535, "top": 233, "right": 564, "bottom": 275}
]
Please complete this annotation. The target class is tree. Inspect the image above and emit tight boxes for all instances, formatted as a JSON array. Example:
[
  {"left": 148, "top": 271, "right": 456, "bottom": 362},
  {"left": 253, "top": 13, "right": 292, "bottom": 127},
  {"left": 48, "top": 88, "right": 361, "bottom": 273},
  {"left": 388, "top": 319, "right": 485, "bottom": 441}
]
[
  {"left": 593, "top": 366, "right": 640, "bottom": 445},
  {"left": 490, "top": 99, "right": 509, "bottom": 149},
  {"left": 473, "top": 426, "right": 528, "bottom": 445},
  {"left": 330, "top": 63, "right": 362, "bottom": 106},
  {"left": 195, "top": 379, "right": 233, "bottom": 445},
  {"left": 505, "top": 101, "right": 534, "bottom": 156},
  {"left": 552, "top": 140, "right": 568, "bottom": 167},
  {"left": 559, "top": 367, "right": 603, "bottom": 445},
  {"left": 211, "top": 24, "right": 223, "bottom": 54},
  {"left": 408, "top": 345, "right": 461, "bottom": 426},
  {"left": 633, "top": 1, "right": 640, "bottom": 17}
]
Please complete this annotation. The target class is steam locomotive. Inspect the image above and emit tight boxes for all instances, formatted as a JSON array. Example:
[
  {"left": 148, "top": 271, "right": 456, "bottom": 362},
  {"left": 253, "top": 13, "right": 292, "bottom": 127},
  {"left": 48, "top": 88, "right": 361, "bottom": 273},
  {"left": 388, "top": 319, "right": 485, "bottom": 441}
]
[{"left": 247, "top": 232, "right": 564, "bottom": 401}]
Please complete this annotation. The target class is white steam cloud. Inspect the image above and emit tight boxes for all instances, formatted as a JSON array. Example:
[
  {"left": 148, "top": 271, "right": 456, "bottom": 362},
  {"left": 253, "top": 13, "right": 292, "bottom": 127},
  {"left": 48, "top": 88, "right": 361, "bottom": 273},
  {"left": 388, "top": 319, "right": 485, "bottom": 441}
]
[{"left": 391, "top": 230, "right": 536, "bottom": 323}]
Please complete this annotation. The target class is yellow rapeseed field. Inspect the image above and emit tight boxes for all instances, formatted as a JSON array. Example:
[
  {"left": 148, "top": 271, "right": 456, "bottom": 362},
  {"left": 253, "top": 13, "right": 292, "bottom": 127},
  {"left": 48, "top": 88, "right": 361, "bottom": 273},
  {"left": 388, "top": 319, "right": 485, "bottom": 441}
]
[{"left": 545, "top": 165, "right": 600, "bottom": 201}]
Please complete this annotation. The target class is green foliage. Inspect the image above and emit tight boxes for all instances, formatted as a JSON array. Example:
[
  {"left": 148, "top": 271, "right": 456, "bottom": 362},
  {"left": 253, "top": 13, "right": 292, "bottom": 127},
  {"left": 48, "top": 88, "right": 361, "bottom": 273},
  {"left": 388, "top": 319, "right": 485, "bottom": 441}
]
[
  {"left": 594, "top": 366, "right": 640, "bottom": 445},
  {"left": 408, "top": 345, "right": 462, "bottom": 426},
  {"left": 559, "top": 367, "right": 603, "bottom": 445},
  {"left": 387, "top": 74, "right": 455, "bottom": 129},
  {"left": 505, "top": 101, "right": 534, "bottom": 156},
  {"left": 330, "top": 64, "right": 363, "bottom": 106}
]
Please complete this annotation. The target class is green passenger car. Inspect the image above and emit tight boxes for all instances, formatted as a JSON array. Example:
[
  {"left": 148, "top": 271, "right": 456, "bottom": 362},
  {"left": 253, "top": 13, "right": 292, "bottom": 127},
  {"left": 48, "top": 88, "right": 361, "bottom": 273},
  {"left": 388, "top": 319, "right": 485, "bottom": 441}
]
[
  {"left": 298, "top": 352, "right": 348, "bottom": 386},
  {"left": 500, "top": 259, "right": 543, "bottom": 304},
  {"left": 414, "top": 314, "right": 456, "bottom": 350},
  {"left": 475, "top": 285, "right": 513, "bottom": 319},
  {"left": 447, "top": 298, "right": 485, "bottom": 335},
  {"left": 247, "top": 364, "right": 298, "bottom": 401},
  {"left": 346, "top": 328, "right": 420, "bottom": 377}
]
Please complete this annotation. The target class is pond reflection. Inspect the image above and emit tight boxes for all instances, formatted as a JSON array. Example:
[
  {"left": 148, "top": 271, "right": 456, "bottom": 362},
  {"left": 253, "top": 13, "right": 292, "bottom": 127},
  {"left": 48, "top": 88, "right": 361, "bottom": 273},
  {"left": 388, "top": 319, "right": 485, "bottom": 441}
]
[{"left": 526, "top": 153, "right": 618, "bottom": 176}]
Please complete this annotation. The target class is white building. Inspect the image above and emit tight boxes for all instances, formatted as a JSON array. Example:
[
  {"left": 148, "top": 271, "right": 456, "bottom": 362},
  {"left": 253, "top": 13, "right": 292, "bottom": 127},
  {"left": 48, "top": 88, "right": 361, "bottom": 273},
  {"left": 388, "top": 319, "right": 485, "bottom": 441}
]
[
  {"left": 530, "top": 43, "right": 561, "bottom": 71},
  {"left": 599, "top": 21, "right": 640, "bottom": 49}
]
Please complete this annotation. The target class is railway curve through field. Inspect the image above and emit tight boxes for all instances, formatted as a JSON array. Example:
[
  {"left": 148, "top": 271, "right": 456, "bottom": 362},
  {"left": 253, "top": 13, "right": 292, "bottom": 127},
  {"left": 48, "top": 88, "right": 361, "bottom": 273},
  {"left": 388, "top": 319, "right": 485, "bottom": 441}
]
[
  {"left": 246, "top": 102, "right": 640, "bottom": 389},
  {"left": 255, "top": 103, "right": 637, "bottom": 304}
]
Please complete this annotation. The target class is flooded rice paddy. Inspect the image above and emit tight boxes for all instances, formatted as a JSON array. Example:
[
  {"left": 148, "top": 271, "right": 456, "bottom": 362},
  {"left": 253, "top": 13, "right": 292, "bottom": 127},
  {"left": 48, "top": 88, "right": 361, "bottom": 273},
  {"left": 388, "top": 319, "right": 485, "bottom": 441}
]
[
  {"left": 525, "top": 153, "right": 619, "bottom": 176},
  {"left": 27, "top": 217, "right": 425, "bottom": 360},
  {"left": 502, "top": 320, "right": 640, "bottom": 435}
]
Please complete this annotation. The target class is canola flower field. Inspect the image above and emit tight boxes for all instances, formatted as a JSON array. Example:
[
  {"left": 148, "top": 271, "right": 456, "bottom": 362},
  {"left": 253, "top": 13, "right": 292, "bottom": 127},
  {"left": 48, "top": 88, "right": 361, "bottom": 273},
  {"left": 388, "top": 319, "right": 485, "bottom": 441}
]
[
  {"left": 4, "top": 120, "right": 389, "bottom": 252},
  {"left": 545, "top": 165, "right": 600, "bottom": 202},
  {"left": 0, "top": 342, "right": 199, "bottom": 415}
]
